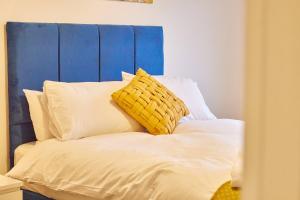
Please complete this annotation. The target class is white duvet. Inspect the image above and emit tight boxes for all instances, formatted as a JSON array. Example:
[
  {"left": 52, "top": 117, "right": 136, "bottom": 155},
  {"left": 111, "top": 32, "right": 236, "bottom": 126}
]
[{"left": 7, "top": 119, "right": 244, "bottom": 200}]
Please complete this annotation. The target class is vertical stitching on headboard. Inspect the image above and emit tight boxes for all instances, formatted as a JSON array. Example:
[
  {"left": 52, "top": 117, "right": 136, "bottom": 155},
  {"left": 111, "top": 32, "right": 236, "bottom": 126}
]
[
  {"left": 97, "top": 25, "right": 101, "bottom": 82},
  {"left": 57, "top": 24, "right": 61, "bottom": 81},
  {"left": 133, "top": 26, "right": 137, "bottom": 74},
  {"left": 161, "top": 27, "right": 164, "bottom": 75}
]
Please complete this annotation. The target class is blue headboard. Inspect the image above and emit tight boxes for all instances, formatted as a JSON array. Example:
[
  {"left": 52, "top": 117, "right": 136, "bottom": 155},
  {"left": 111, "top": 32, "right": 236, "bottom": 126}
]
[{"left": 6, "top": 22, "right": 164, "bottom": 168}]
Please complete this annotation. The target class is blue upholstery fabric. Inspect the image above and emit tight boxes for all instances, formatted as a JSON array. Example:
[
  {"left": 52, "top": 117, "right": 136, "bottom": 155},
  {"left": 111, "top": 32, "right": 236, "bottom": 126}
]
[
  {"left": 59, "top": 24, "right": 100, "bottom": 82},
  {"left": 6, "top": 22, "right": 59, "bottom": 124},
  {"left": 23, "top": 190, "right": 52, "bottom": 200},
  {"left": 6, "top": 22, "right": 164, "bottom": 200},
  {"left": 134, "top": 26, "right": 164, "bottom": 75},
  {"left": 99, "top": 25, "right": 135, "bottom": 81}
]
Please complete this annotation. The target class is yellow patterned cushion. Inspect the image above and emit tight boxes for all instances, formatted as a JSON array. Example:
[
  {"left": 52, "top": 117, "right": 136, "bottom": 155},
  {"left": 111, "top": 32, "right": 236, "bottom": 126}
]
[
  {"left": 212, "top": 181, "right": 241, "bottom": 200},
  {"left": 112, "top": 68, "right": 189, "bottom": 135}
]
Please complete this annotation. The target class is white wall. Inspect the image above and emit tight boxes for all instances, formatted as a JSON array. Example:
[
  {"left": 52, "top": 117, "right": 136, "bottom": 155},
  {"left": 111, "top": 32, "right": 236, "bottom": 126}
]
[{"left": 0, "top": 0, "right": 245, "bottom": 173}]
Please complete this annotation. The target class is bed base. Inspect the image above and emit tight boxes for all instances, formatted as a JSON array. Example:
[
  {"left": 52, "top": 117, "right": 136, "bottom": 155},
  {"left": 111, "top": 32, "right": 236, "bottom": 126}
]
[{"left": 23, "top": 190, "right": 52, "bottom": 200}]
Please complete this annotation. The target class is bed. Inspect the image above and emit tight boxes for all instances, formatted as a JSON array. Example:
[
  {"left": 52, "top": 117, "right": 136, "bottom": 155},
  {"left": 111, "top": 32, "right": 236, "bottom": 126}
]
[{"left": 6, "top": 22, "right": 242, "bottom": 200}]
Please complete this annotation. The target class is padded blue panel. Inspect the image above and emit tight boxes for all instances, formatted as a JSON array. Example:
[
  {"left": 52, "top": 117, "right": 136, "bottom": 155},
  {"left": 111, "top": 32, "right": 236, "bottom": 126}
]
[
  {"left": 99, "top": 25, "right": 134, "bottom": 81},
  {"left": 59, "top": 24, "right": 99, "bottom": 82},
  {"left": 7, "top": 22, "right": 59, "bottom": 167},
  {"left": 7, "top": 22, "right": 59, "bottom": 124},
  {"left": 134, "top": 26, "right": 164, "bottom": 75}
]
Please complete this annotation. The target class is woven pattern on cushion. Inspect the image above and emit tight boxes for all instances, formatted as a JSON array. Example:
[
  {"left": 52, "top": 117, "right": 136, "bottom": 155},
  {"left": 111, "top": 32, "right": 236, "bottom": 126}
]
[
  {"left": 112, "top": 68, "right": 189, "bottom": 135},
  {"left": 212, "top": 181, "right": 241, "bottom": 200}
]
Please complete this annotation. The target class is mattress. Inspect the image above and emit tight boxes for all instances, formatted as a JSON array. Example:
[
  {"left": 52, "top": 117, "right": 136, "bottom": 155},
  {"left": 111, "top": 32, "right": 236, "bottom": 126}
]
[
  {"left": 8, "top": 119, "right": 244, "bottom": 200},
  {"left": 14, "top": 141, "right": 36, "bottom": 165}
]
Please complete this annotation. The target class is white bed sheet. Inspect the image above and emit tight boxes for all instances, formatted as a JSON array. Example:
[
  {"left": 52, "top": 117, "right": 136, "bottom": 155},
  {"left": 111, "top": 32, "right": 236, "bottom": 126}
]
[
  {"left": 14, "top": 141, "right": 36, "bottom": 165},
  {"left": 7, "top": 119, "right": 244, "bottom": 200}
]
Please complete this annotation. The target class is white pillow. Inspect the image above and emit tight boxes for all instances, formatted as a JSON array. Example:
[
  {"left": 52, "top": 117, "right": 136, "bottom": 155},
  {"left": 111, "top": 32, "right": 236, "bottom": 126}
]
[
  {"left": 23, "top": 89, "right": 54, "bottom": 141},
  {"left": 43, "top": 81, "right": 144, "bottom": 140},
  {"left": 122, "top": 71, "right": 217, "bottom": 121}
]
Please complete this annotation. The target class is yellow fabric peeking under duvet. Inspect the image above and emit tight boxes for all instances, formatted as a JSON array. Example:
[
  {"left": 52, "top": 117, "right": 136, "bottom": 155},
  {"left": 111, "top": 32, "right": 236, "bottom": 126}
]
[{"left": 212, "top": 181, "right": 241, "bottom": 200}]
